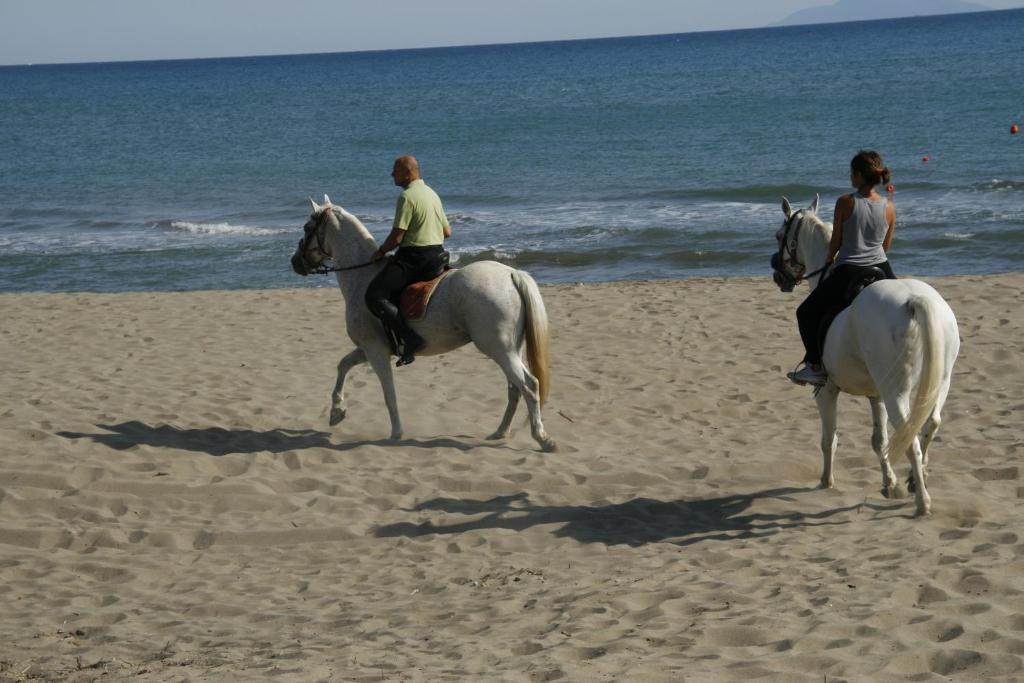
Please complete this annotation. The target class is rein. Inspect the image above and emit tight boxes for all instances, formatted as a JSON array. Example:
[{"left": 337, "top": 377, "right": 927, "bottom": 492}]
[
  {"left": 310, "top": 259, "right": 378, "bottom": 276},
  {"left": 800, "top": 263, "right": 830, "bottom": 282}
]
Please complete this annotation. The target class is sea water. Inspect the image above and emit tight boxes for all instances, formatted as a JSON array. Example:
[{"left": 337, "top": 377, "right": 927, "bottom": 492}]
[{"left": 1, "top": 9, "right": 1022, "bottom": 292}]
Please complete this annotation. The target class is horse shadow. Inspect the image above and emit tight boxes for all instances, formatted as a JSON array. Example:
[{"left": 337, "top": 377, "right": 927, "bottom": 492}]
[
  {"left": 56, "top": 421, "right": 486, "bottom": 456},
  {"left": 375, "top": 488, "right": 888, "bottom": 547}
]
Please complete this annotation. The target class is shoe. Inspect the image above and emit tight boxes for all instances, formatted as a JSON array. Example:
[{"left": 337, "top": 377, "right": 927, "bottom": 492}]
[
  {"left": 396, "top": 333, "right": 425, "bottom": 367},
  {"left": 788, "top": 364, "right": 827, "bottom": 386}
]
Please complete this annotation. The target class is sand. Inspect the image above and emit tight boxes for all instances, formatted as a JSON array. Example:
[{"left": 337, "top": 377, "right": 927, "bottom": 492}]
[{"left": 1, "top": 273, "right": 1022, "bottom": 682}]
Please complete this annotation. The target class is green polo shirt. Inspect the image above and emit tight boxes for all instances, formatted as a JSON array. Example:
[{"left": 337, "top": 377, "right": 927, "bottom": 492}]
[
  {"left": 393, "top": 179, "right": 449, "bottom": 247},
  {"left": 391, "top": 180, "right": 448, "bottom": 246}
]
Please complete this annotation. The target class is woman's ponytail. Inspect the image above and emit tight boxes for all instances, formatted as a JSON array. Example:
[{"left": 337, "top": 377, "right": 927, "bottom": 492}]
[{"left": 877, "top": 166, "right": 891, "bottom": 186}]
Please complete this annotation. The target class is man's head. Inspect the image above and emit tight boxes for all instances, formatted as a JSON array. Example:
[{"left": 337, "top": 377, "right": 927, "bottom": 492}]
[{"left": 391, "top": 155, "right": 420, "bottom": 188}]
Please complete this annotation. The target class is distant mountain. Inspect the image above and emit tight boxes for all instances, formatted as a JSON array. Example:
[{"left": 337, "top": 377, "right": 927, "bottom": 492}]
[{"left": 776, "top": 0, "right": 991, "bottom": 26}]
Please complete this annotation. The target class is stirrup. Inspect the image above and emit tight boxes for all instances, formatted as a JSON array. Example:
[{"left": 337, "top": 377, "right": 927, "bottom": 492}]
[
  {"left": 395, "top": 337, "right": 425, "bottom": 367},
  {"left": 787, "top": 363, "right": 827, "bottom": 387}
]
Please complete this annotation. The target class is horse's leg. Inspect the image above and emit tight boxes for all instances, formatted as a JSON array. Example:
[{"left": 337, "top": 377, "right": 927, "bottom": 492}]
[
  {"left": 904, "top": 436, "right": 931, "bottom": 516},
  {"left": 487, "top": 349, "right": 555, "bottom": 452},
  {"left": 883, "top": 392, "right": 931, "bottom": 516},
  {"left": 912, "top": 381, "right": 949, "bottom": 491},
  {"left": 815, "top": 382, "right": 839, "bottom": 489},
  {"left": 365, "top": 348, "right": 403, "bottom": 441},
  {"left": 487, "top": 382, "right": 520, "bottom": 441},
  {"left": 869, "top": 396, "right": 902, "bottom": 499},
  {"left": 329, "top": 348, "right": 367, "bottom": 426},
  {"left": 907, "top": 409, "right": 942, "bottom": 494},
  {"left": 917, "top": 409, "right": 941, "bottom": 484}
]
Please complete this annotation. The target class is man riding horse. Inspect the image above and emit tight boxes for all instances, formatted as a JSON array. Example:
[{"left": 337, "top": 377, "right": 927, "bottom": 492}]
[{"left": 366, "top": 155, "right": 452, "bottom": 366}]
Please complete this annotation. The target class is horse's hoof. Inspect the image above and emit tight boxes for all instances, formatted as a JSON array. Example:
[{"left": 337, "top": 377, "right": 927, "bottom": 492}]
[
  {"left": 914, "top": 506, "right": 932, "bottom": 518},
  {"left": 486, "top": 431, "right": 507, "bottom": 441},
  {"left": 819, "top": 478, "right": 834, "bottom": 490},
  {"left": 884, "top": 483, "right": 907, "bottom": 500},
  {"left": 329, "top": 408, "right": 346, "bottom": 426},
  {"left": 389, "top": 432, "right": 403, "bottom": 441},
  {"left": 539, "top": 438, "right": 558, "bottom": 453}
]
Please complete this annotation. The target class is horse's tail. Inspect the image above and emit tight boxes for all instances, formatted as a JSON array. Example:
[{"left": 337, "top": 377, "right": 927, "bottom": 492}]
[
  {"left": 511, "top": 270, "right": 550, "bottom": 406},
  {"left": 885, "top": 294, "right": 944, "bottom": 463}
]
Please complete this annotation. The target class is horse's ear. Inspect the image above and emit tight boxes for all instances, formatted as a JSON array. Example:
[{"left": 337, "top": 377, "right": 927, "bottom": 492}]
[
  {"left": 308, "top": 196, "right": 321, "bottom": 214},
  {"left": 322, "top": 194, "right": 333, "bottom": 208},
  {"left": 809, "top": 194, "right": 820, "bottom": 215},
  {"left": 782, "top": 197, "right": 793, "bottom": 219}
]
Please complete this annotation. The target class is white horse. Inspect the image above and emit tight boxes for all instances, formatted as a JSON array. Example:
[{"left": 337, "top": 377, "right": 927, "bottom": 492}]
[
  {"left": 772, "top": 196, "right": 960, "bottom": 516},
  {"left": 291, "top": 196, "right": 557, "bottom": 452}
]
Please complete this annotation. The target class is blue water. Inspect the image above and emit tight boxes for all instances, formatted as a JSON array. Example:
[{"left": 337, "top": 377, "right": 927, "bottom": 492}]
[{"left": 1, "top": 10, "right": 1022, "bottom": 292}]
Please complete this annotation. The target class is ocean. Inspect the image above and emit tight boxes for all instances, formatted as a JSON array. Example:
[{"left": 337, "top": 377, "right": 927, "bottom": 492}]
[{"left": 1, "top": 9, "right": 1022, "bottom": 293}]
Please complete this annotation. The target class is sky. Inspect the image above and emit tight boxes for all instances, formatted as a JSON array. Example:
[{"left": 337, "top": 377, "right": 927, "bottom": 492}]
[{"left": 1, "top": 0, "right": 1022, "bottom": 65}]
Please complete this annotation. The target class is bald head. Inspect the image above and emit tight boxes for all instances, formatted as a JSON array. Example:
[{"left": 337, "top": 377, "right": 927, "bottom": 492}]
[
  {"left": 395, "top": 155, "right": 419, "bottom": 174},
  {"left": 391, "top": 155, "right": 421, "bottom": 188}
]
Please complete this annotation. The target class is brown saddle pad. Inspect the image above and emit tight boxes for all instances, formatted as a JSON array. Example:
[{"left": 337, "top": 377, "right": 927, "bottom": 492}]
[{"left": 400, "top": 269, "right": 455, "bottom": 321}]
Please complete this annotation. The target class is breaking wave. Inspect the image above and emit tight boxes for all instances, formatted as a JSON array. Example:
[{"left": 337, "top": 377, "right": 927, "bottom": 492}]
[{"left": 158, "top": 220, "right": 286, "bottom": 237}]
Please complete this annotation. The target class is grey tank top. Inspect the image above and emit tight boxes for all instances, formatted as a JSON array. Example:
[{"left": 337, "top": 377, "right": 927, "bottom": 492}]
[{"left": 836, "top": 194, "right": 889, "bottom": 266}]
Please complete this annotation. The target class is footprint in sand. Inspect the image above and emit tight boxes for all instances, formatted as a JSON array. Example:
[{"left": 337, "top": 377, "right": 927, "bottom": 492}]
[
  {"left": 929, "top": 650, "right": 984, "bottom": 676},
  {"left": 193, "top": 529, "right": 216, "bottom": 550},
  {"left": 972, "top": 466, "right": 1018, "bottom": 481}
]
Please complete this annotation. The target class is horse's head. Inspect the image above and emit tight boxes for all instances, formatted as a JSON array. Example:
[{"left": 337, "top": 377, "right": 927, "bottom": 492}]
[
  {"left": 291, "top": 195, "right": 336, "bottom": 276},
  {"left": 771, "top": 194, "right": 820, "bottom": 292}
]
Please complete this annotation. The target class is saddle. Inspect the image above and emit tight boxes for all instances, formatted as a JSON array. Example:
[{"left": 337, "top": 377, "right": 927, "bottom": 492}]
[
  {"left": 816, "top": 266, "right": 888, "bottom": 358},
  {"left": 399, "top": 267, "right": 455, "bottom": 321},
  {"left": 380, "top": 258, "right": 454, "bottom": 358}
]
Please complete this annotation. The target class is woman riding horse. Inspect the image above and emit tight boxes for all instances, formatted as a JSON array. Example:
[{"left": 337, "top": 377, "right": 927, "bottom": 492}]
[{"left": 789, "top": 150, "right": 898, "bottom": 386}]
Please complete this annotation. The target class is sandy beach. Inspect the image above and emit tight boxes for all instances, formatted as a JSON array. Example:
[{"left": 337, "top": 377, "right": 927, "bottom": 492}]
[{"left": 1, "top": 273, "right": 1022, "bottom": 682}]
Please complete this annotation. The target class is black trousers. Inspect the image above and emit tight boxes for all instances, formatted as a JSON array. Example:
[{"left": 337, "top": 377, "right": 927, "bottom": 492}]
[
  {"left": 796, "top": 261, "right": 896, "bottom": 365},
  {"left": 365, "top": 245, "right": 447, "bottom": 345}
]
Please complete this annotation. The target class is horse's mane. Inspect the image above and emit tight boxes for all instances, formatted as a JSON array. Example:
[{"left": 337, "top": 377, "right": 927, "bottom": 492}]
[
  {"left": 328, "top": 206, "right": 378, "bottom": 249},
  {"left": 802, "top": 210, "right": 833, "bottom": 243}
]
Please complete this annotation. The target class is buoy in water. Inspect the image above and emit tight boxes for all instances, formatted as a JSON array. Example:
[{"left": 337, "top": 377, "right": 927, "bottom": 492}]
[
  {"left": 1012, "top": 123, "right": 1020, "bottom": 135},
  {"left": 922, "top": 156, "right": 930, "bottom": 162}
]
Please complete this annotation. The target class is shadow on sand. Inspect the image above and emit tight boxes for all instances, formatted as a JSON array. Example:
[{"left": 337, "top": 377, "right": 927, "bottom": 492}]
[
  {"left": 375, "top": 488, "right": 896, "bottom": 547},
  {"left": 57, "top": 421, "right": 487, "bottom": 456}
]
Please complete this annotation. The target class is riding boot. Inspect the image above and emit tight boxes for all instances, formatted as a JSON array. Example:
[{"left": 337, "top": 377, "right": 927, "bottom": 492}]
[{"left": 374, "top": 300, "right": 425, "bottom": 366}]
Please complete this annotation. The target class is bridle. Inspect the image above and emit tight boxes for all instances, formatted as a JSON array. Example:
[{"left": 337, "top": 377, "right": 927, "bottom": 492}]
[
  {"left": 294, "top": 207, "right": 378, "bottom": 276},
  {"left": 772, "top": 209, "right": 828, "bottom": 291}
]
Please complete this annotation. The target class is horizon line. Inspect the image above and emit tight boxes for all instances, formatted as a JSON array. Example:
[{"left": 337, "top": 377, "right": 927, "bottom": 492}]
[{"left": 0, "top": 6, "right": 1017, "bottom": 69}]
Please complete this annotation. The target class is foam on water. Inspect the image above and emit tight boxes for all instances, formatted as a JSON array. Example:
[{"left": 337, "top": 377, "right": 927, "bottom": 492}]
[
  {"left": 161, "top": 220, "right": 287, "bottom": 237},
  {"left": 975, "top": 179, "right": 1024, "bottom": 193}
]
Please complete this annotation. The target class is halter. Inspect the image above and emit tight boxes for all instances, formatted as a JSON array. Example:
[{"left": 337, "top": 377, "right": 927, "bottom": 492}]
[
  {"left": 296, "top": 207, "right": 379, "bottom": 276},
  {"left": 772, "top": 209, "right": 828, "bottom": 290}
]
